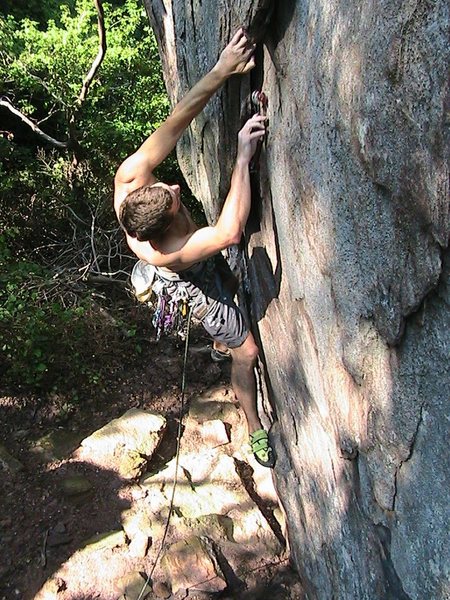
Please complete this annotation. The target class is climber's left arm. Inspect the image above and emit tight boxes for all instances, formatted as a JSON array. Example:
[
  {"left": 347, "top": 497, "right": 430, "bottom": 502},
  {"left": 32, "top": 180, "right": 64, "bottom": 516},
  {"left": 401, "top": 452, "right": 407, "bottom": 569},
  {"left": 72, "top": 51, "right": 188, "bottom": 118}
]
[{"left": 114, "top": 28, "right": 255, "bottom": 200}]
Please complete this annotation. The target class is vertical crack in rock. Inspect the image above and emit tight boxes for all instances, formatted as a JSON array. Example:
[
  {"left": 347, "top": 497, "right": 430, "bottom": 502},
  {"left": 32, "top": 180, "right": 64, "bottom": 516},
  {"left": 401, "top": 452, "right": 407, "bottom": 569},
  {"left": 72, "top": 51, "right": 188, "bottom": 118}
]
[
  {"left": 199, "top": 535, "right": 243, "bottom": 593},
  {"left": 392, "top": 401, "right": 426, "bottom": 511},
  {"left": 289, "top": 408, "right": 299, "bottom": 446},
  {"left": 255, "top": 360, "right": 277, "bottom": 425},
  {"left": 375, "top": 524, "right": 413, "bottom": 600},
  {"left": 189, "top": 0, "right": 196, "bottom": 43},
  {"left": 247, "top": 0, "right": 276, "bottom": 43},
  {"left": 180, "top": 51, "right": 188, "bottom": 96},
  {"left": 233, "top": 458, "right": 286, "bottom": 548},
  {"left": 200, "top": 120, "right": 208, "bottom": 156}
]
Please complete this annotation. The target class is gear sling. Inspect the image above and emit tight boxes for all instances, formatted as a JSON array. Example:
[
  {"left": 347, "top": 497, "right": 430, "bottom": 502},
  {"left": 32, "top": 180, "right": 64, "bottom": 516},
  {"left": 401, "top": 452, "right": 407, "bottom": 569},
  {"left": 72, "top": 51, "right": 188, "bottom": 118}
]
[{"left": 130, "top": 259, "right": 212, "bottom": 340}]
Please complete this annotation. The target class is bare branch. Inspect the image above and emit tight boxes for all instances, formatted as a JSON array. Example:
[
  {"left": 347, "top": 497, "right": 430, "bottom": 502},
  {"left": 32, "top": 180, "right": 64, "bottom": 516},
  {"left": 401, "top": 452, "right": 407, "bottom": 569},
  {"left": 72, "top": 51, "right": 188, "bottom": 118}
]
[
  {"left": 77, "top": 0, "right": 106, "bottom": 106},
  {"left": 0, "top": 98, "right": 68, "bottom": 149},
  {"left": 87, "top": 274, "right": 128, "bottom": 286},
  {"left": 38, "top": 105, "right": 63, "bottom": 126},
  {"left": 68, "top": 0, "right": 107, "bottom": 166},
  {"left": 16, "top": 63, "right": 69, "bottom": 108},
  {"left": 0, "top": 130, "right": 14, "bottom": 140},
  {"left": 1, "top": 0, "right": 107, "bottom": 161},
  {"left": 90, "top": 210, "right": 100, "bottom": 272}
]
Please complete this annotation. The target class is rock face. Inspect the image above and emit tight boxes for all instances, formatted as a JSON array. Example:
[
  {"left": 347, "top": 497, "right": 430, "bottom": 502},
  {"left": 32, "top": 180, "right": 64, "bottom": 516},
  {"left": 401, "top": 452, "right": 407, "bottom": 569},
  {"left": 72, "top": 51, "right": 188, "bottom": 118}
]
[{"left": 144, "top": 1, "right": 449, "bottom": 599}]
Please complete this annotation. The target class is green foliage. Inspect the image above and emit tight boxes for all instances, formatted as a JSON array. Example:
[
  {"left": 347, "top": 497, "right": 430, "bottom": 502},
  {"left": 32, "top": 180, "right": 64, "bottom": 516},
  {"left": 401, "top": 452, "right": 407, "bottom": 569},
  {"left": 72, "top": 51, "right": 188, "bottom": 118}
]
[
  {"left": 0, "top": 1, "right": 203, "bottom": 393},
  {"left": 0, "top": 0, "right": 72, "bottom": 25},
  {"left": 0, "top": 0, "right": 201, "bottom": 256},
  {"left": 0, "top": 231, "right": 144, "bottom": 392},
  {"left": 0, "top": 0, "right": 170, "bottom": 172},
  {"left": 0, "top": 232, "right": 69, "bottom": 388}
]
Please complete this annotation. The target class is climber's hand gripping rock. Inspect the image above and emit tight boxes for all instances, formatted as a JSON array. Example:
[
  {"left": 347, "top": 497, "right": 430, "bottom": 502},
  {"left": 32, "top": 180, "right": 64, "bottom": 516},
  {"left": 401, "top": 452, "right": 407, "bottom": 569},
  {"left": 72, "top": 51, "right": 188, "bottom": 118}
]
[{"left": 216, "top": 28, "right": 256, "bottom": 76}]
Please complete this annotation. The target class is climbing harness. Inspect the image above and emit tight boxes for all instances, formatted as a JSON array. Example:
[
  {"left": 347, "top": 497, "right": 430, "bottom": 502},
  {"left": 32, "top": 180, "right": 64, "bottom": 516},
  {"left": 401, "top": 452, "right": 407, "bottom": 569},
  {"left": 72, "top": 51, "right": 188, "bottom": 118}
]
[
  {"left": 131, "top": 260, "right": 188, "bottom": 340},
  {"left": 130, "top": 259, "right": 211, "bottom": 341},
  {"left": 151, "top": 285, "right": 189, "bottom": 341}
]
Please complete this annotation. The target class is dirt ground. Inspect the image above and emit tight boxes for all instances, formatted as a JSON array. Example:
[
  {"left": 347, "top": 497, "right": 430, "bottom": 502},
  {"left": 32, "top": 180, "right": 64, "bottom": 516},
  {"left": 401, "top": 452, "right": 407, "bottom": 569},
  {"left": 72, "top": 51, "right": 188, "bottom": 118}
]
[{"left": 0, "top": 314, "right": 303, "bottom": 600}]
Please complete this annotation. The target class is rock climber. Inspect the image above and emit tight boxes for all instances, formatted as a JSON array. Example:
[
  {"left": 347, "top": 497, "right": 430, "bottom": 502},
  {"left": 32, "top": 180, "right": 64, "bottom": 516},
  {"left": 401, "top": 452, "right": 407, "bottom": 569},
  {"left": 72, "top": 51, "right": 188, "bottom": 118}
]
[{"left": 114, "top": 28, "right": 274, "bottom": 468}]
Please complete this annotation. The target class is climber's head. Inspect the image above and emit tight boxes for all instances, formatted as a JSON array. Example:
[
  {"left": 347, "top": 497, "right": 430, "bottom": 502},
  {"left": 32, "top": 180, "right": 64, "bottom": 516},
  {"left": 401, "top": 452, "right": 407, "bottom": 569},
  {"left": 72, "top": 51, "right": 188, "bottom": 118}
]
[{"left": 119, "top": 182, "right": 181, "bottom": 242}]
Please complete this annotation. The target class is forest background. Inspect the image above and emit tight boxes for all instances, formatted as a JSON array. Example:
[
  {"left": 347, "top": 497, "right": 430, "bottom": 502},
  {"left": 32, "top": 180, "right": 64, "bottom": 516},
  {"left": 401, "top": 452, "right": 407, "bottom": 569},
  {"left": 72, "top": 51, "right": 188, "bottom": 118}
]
[{"left": 0, "top": 0, "right": 197, "bottom": 395}]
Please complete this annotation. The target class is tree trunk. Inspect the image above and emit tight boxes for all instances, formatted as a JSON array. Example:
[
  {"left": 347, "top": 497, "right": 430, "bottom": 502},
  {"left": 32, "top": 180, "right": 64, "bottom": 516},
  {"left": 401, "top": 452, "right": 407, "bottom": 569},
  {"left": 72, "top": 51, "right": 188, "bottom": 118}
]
[{"left": 144, "top": 1, "right": 449, "bottom": 598}]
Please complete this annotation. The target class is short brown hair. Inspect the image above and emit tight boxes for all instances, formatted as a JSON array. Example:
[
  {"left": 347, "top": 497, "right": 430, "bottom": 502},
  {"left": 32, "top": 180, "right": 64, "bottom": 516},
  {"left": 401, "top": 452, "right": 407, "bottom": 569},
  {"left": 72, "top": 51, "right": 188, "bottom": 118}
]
[{"left": 119, "top": 185, "right": 173, "bottom": 241}]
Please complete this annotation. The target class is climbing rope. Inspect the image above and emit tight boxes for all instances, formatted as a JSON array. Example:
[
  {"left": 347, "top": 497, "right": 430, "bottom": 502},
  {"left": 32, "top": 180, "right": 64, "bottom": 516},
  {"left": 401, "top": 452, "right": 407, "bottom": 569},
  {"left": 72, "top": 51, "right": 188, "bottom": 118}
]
[
  {"left": 136, "top": 305, "right": 194, "bottom": 600},
  {"left": 135, "top": 90, "right": 269, "bottom": 598}
]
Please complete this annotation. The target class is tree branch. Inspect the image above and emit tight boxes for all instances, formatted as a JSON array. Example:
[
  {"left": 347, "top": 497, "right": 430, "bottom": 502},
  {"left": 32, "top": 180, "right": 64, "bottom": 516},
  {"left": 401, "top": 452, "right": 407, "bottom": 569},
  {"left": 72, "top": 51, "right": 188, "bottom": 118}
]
[
  {"left": 0, "top": 0, "right": 107, "bottom": 155},
  {"left": 0, "top": 98, "right": 68, "bottom": 149},
  {"left": 69, "top": 0, "right": 106, "bottom": 165},
  {"left": 77, "top": 0, "right": 106, "bottom": 106}
]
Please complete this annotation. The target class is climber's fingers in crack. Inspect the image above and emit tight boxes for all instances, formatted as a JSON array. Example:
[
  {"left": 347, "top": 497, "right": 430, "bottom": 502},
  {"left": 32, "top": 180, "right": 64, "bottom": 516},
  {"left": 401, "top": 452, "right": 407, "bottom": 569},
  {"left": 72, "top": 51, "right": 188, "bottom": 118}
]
[
  {"left": 220, "top": 28, "right": 256, "bottom": 75},
  {"left": 235, "top": 32, "right": 256, "bottom": 54},
  {"left": 243, "top": 114, "right": 267, "bottom": 132},
  {"left": 248, "top": 128, "right": 266, "bottom": 142},
  {"left": 230, "top": 28, "right": 256, "bottom": 59},
  {"left": 229, "top": 27, "right": 246, "bottom": 45},
  {"left": 238, "top": 115, "right": 266, "bottom": 160},
  {"left": 231, "top": 27, "right": 253, "bottom": 49},
  {"left": 241, "top": 53, "right": 256, "bottom": 73}
]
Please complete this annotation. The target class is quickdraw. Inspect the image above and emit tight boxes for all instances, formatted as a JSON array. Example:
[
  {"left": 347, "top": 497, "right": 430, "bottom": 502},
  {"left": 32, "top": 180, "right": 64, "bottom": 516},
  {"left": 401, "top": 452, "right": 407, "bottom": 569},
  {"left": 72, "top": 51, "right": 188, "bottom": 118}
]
[
  {"left": 251, "top": 90, "right": 268, "bottom": 117},
  {"left": 250, "top": 90, "right": 268, "bottom": 172}
]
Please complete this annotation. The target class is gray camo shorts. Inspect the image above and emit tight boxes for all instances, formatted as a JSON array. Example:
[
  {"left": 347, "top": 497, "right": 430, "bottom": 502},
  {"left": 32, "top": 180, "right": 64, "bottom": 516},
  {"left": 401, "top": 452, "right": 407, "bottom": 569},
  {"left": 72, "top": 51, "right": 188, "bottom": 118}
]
[{"left": 157, "top": 254, "right": 249, "bottom": 349}]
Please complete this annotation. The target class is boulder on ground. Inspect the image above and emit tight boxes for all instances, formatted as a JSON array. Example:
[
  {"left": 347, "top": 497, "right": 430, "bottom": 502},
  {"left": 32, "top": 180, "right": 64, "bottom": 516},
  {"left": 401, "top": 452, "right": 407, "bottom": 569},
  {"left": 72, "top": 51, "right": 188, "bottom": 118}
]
[
  {"left": 161, "top": 535, "right": 226, "bottom": 594},
  {"left": 76, "top": 409, "right": 166, "bottom": 477},
  {"left": 0, "top": 444, "right": 24, "bottom": 473},
  {"left": 30, "top": 430, "right": 82, "bottom": 462},
  {"left": 115, "top": 571, "right": 152, "bottom": 599}
]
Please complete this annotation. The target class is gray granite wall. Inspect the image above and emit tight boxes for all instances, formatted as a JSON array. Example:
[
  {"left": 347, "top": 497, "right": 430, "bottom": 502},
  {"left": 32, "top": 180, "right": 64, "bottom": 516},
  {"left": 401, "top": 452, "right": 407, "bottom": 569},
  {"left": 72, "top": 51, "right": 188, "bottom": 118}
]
[{"left": 144, "top": 1, "right": 449, "bottom": 597}]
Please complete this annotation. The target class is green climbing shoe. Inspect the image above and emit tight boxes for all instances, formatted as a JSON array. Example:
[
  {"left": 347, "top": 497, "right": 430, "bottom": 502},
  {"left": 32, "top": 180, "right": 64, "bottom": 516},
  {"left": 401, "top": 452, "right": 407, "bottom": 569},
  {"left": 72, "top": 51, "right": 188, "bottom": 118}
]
[{"left": 249, "top": 429, "right": 275, "bottom": 468}]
